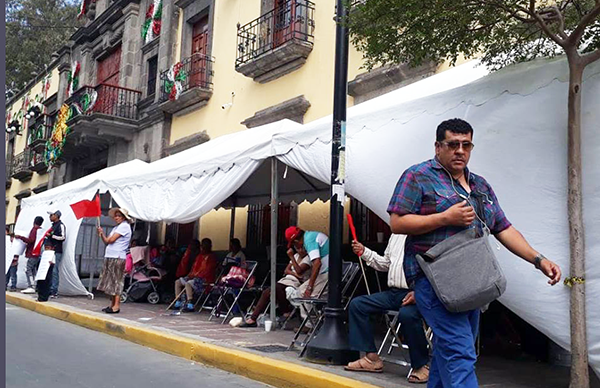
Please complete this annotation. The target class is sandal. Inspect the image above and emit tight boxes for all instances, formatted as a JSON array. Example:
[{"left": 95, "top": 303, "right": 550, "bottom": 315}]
[
  {"left": 408, "top": 365, "right": 429, "bottom": 384},
  {"left": 344, "top": 356, "right": 383, "bottom": 373},
  {"left": 102, "top": 307, "right": 111, "bottom": 313},
  {"left": 105, "top": 307, "right": 120, "bottom": 314}
]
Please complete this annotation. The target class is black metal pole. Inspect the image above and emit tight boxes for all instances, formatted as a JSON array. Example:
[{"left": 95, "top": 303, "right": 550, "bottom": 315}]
[{"left": 304, "top": 0, "right": 358, "bottom": 365}]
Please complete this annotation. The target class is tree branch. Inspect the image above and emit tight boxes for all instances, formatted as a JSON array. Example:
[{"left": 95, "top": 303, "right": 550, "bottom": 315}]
[
  {"left": 528, "top": 0, "right": 567, "bottom": 47},
  {"left": 568, "top": 3, "right": 600, "bottom": 46},
  {"left": 582, "top": 47, "right": 600, "bottom": 66}
]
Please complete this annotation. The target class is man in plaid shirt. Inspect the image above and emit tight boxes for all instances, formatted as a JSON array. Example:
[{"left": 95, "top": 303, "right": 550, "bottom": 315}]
[{"left": 388, "top": 118, "right": 561, "bottom": 388}]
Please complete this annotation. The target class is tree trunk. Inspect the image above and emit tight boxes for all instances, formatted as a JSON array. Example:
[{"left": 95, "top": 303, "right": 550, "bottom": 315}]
[{"left": 566, "top": 54, "right": 589, "bottom": 388}]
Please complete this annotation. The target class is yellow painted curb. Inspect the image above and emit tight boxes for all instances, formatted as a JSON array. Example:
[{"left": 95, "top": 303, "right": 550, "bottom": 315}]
[{"left": 6, "top": 293, "right": 381, "bottom": 388}]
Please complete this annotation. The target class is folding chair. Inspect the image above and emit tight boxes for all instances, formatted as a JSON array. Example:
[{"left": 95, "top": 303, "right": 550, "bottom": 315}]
[
  {"left": 377, "top": 310, "right": 434, "bottom": 377},
  {"left": 197, "top": 264, "right": 228, "bottom": 313},
  {"left": 288, "top": 261, "right": 361, "bottom": 357},
  {"left": 244, "top": 269, "right": 271, "bottom": 318},
  {"left": 207, "top": 260, "right": 259, "bottom": 324}
]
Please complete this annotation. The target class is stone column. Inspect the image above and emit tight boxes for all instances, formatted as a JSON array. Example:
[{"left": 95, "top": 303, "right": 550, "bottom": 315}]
[
  {"left": 156, "top": 0, "right": 180, "bottom": 104},
  {"left": 120, "top": 3, "right": 142, "bottom": 89}
]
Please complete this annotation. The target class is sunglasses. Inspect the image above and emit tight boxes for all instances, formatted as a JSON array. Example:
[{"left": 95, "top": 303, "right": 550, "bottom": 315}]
[{"left": 439, "top": 141, "right": 475, "bottom": 151}]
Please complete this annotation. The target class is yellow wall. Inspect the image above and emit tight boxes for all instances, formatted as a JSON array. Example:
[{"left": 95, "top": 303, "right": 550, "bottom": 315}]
[
  {"left": 5, "top": 67, "right": 59, "bottom": 224},
  {"left": 170, "top": 0, "right": 365, "bottom": 143}
]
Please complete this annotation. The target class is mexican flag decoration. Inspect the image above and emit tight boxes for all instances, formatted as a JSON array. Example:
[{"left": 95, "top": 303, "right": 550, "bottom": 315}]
[
  {"left": 67, "top": 62, "right": 81, "bottom": 98},
  {"left": 141, "top": 0, "right": 162, "bottom": 44},
  {"left": 78, "top": 0, "right": 96, "bottom": 19},
  {"left": 164, "top": 62, "right": 186, "bottom": 101},
  {"left": 44, "top": 104, "right": 72, "bottom": 169}
]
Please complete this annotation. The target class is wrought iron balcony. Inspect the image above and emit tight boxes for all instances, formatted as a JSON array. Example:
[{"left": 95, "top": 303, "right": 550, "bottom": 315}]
[
  {"left": 63, "top": 84, "right": 142, "bottom": 146},
  {"left": 235, "top": 0, "right": 315, "bottom": 83},
  {"left": 159, "top": 53, "right": 214, "bottom": 113},
  {"left": 11, "top": 151, "right": 33, "bottom": 181},
  {"left": 68, "top": 84, "right": 141, "bottom": 121},
  {"left": 27, "top": 114, "right": 53, "bottom": 153},
  {"left": 29, "top": 151, "right": 47, "bottom": 173}
]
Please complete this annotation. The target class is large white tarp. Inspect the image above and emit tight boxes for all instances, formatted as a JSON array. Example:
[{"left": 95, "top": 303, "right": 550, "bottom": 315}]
[
  {"left": 106, "top": 120, "right": 304, "bottom": 223},
  {"left": 15, "top": 159, "right": 148, "bottom": 296},
  {"left": 272, "top": 57, "right": 600, "bottom": 375}
]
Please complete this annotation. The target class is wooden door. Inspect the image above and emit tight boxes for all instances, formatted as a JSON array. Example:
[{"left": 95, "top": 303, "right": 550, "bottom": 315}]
[
  {"left": 190, "top": 18, "right": 209, "bottom": 88},
  {"left": 96, "top": 45, "right": 122, "bottom": 114},
  {"left": 273, "top": 0, "right": 294, "bottom": 48}
]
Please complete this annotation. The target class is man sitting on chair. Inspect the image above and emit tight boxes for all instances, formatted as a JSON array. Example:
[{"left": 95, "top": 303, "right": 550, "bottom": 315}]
[
  {"left": 174, "top": 238, "right": 217, "bottom": 312},
  {"left": 345, "top": 234, "right": 430, "bottom": 384},
  {"left": 239, "top": 245, "right": 311, "bottom": 327}
]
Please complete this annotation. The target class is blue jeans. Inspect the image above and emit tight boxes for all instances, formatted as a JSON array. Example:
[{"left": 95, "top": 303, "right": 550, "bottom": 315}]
[
  {"left": 415, "top": 277, "right": 480, "bottom": 388},
  {"left": 50, "top": 253, "right": 63, "bottom": 296},
  {"left": 348, "top": 288, "right": 430, "bottom": 369},
  {"left": 5, "top": 265, "right": 18, "bottom": 289}
]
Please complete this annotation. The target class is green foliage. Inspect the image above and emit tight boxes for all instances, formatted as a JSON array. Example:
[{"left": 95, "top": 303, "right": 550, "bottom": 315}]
[
  {"left": 6, "top": 0, "right": 81, "bottom": 94},
  {"left": 345, "top": 0, "right": 600, "bottom": 70}
]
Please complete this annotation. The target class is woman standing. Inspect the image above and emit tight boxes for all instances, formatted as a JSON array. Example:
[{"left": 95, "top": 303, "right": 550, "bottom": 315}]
[{"left": 97, "top": 207, "right": 133, "bottom": 314}]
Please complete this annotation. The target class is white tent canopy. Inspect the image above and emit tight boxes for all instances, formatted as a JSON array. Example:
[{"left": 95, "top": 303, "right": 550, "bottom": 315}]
[
  {"left": 272, "top": 57, "right": 600, "bottom": 376},
  {"left": 106, "top": 120, "right": 332, "bottom": 223},
  {"left": 15, "top": 159, "right": 148, "bottom": 296}
]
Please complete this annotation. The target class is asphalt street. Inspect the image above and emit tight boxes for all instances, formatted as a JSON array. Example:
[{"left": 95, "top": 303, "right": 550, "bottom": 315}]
[{"left": 5, "top": 305, "right": 273, "bottom": 388}]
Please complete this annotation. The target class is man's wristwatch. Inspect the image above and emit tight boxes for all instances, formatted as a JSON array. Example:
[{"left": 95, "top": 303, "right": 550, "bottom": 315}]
[{"left": 533, "top": 254, "right": 547, "bottom": 270}]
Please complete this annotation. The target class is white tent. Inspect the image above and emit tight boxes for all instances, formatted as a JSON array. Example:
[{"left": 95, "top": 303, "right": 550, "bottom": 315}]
[
  {"left": 15, "top": 159, "right": 148, "bottom": 296},
  {"left": 272, "top": 56, "right": 600, "bottom": 376}
]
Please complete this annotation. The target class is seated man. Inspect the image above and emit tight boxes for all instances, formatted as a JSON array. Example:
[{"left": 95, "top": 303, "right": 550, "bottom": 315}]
[
  {"left": 222, "top": 238, "right": 247, "bottom": 269},
  {"left": 174, "top": 238, "right": 217, "bottom": 312},
  {"left": 345, "top": 234, "right": 429, "bottom": 384},
  {"left": 285, "top": 227, "right": 329, "bottom": 322},
  {"left": 240, "top": 246, "right": 311, "bottom": 327}
]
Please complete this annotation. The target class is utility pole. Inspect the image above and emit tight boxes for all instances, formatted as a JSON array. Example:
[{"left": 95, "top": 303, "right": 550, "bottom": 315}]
[{"left": 304, "top": 0, "right": 358, "bottom": 365}]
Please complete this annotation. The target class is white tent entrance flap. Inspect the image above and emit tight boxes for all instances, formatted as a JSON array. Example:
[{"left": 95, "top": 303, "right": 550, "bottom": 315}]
[
  {"left": 15, "top": 159, "right": 148, "bottom": 297},
  {"left": 272, "top": 57, "right": 600, "bottom": 376}
]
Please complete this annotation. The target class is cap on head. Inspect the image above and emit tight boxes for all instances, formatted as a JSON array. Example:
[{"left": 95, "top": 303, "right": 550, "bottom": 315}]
[
  {"left": 285, "top": 226, "right": 302, "bottom": 249},
  {"left": 47, "top": 210, "right": 62, "bottom": 218}
]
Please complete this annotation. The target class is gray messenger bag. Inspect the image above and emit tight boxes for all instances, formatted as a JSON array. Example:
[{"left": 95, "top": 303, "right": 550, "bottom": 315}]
[{"left": 416, "top": 227, "right": 507, "bottom": 313}]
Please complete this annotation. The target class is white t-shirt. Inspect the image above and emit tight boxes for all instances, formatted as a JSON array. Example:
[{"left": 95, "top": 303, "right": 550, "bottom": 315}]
[{"left": 104, "top": 222, "right": 132, "bottom": 259}]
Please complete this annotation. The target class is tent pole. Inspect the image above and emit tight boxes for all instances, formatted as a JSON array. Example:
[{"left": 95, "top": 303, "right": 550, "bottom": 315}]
[
  {"left": 269, "top": 157, "right": 278, "bottom": 329},
  {"left": 229, "top": 199, "right": 236, "bottom": 241}
]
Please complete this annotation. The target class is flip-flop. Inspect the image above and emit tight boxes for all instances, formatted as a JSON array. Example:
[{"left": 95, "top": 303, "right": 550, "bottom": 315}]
[
  {"left": 105, "top": 308, "right": 120, "bottom": 314},
  {"left": 102, "top": 307, "right": 111, "bottom": 312},
  {"left": 344, "top": 357, "right": 383, "bottom": 373},
  {"left": 408, "top": 365, "right": 429, "bottom": 384}
]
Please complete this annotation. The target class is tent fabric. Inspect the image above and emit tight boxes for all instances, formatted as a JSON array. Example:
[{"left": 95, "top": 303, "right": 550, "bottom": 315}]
[
  {"left": 272, "top": 56, "right": 600, "bottom": 376},
  {"left": 105, "top": 120, "right": 309, "bottom": 223},
  {"left": 15, "top": 159, "right": 148, "bottom": 296}
]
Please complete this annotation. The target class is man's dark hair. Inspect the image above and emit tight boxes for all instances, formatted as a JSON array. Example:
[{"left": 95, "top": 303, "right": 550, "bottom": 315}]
[
  {"left": 230, "top": 238, "right": 241, "bottom": 250},
  {"left": 436, "top": 118, "right": 474, "bottom": 142},
  {"left": 34, "top": 216, "right": 44, "bottom": 226},
  {"left": 201, "top": 238, "right": 212, "bottom": 250}
]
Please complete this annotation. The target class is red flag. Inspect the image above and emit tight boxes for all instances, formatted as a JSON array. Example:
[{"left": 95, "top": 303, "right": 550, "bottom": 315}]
[
  {"left": 347, "top": 214, "right": 358, "bottom": 242},
  {"left": 70, "top": 194, "right": 101, "bottom": 219}
]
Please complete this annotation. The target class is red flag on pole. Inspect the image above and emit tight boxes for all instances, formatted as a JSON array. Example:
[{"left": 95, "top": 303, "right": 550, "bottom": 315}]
[
  {"left": 347, "top": 214, "right": 358, "bottom": 241},
  {"left": 70, "top": 194, "right": 101, "bottom": 219}
]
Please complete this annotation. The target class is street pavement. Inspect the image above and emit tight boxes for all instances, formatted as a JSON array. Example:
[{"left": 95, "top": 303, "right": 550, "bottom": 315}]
[{"left": 5, "top": 305, "right": 273, "bottom": 388}]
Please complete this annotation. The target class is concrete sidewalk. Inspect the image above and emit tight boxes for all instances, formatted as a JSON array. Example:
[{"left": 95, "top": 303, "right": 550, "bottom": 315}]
[{"left": 6, "top": 292, "right": 592, "bottom": 388}]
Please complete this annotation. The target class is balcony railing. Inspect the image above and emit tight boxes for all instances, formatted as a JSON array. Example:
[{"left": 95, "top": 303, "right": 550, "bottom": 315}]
[
  {"left": 159, "top": 53, "right": 214, "bottom": 102},
  {"left": 27, "top": 114, "right": 53, "bottom": 153},
  {"left": 68, "top": 84, "right": 142, "bottom": 121},
  {"left": 11, "top": 151, "right": 33, "bottom": 181},
  {"left": 236, "top": 0, "right": 315, "bottom": 67},
  {"left": 29, "top": 151, "right": 47, "bottom": 173}
]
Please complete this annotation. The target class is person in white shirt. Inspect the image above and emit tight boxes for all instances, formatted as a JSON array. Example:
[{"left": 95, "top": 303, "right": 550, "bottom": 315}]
[
  {"left": 345, "top": 234, "right": 429, "bottom": 384},
  {"left": 97, "top": 207, "right": 133, "bottom": 314}
]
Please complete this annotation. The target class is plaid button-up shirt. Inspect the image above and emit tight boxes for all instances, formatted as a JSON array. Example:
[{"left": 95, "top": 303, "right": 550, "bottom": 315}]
[{"left": 387, "top": 158, "right": 512, "bottom": 285}]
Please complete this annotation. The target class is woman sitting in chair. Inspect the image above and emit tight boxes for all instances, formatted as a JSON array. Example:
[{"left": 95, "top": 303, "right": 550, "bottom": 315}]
[
  {"left": 239, "top": 246, "right": 311, "bottom": 327},
  {"left": 173, "top": 238, "right": 217, "bottom": 312}
]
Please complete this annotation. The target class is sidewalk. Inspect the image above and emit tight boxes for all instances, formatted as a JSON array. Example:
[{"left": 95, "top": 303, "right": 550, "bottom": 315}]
[{"left": 6, "top": 292, "right": 592, "bottom": 388}]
